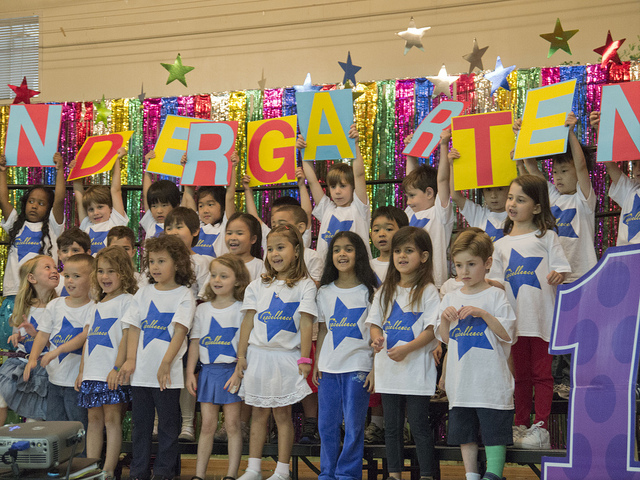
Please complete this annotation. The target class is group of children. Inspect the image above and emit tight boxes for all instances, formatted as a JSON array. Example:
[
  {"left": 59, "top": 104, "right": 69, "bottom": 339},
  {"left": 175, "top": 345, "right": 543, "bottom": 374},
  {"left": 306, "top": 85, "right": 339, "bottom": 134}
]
[{"left": 0, "top": 109, "right": 636, "bottom": 480}]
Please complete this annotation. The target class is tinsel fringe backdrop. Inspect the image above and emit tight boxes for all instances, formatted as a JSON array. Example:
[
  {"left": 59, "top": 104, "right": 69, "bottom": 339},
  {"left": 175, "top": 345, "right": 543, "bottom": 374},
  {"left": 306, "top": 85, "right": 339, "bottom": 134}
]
[{"left": 0, "top": 61, "right": 638, "bottom": 290}]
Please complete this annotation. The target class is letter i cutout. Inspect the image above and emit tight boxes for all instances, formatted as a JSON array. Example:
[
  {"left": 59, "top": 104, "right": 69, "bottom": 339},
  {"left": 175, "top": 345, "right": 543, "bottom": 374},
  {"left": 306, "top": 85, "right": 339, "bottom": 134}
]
[{"left": 543, "top": 244, "right": 640, "bottom": 479}]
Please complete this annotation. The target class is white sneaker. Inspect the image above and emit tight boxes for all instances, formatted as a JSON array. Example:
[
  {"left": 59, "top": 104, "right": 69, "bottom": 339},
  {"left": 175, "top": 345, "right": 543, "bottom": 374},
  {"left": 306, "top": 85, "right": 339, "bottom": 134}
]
[
  {"left": 265, "top": 473, "right": 289, "bottom": 480},
  {"left": 512, "top": 425, "right": 527, "bottom": 446},
  {"left": 237, "top": 469, "right": 262, "bottom": 480},
  {"left": 519, "top": 421, "right": 550, "bottom": 449},
  {"left": 178, "top": 424, "right": 195, "bottom": 442}
]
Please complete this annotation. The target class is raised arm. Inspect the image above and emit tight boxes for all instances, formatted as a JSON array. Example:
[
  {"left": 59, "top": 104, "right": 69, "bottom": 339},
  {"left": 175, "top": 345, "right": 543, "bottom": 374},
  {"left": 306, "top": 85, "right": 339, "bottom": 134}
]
[
  {"left": 590, "top": 111, "right": 623, "bottom": 185},
  {"left": 298, "top": 135, "right": 325, "bottom": 205},
  {"left": 142, "top": 150, "right": 155, "bottom": 212},
  {"left": 0, "top": 154, "right": 14, "bottom": 219},
  {"left": 52, "top": 153, "right": 66, "bottom": 224},
  {"left": 296, "top": 167, "right": 313, "bottom": 227},
  {"left": 566, "top": 112, "right": 591, "bottom": 198},
  {"left": 111, "top": 148, "right": 127, "bottom": 217},
  {"left": 513, "top": 118, "right": 544, "bottom": 178},
  {"left": 404, "top": 133, "right": 420, "bottom": 175},
  {"left": 242, "top": 175, "right": 260, "bottom": 222},
  {"left": 350, "top": 124, "right": 368, "bottom": 205},
  {"left": 446, "top": 148, "right": 467, "bottom": 208},
  {"left": 71, "top": 165, "right": 87, "bottom": 222},
  {"left": 437, "top": 129, "right": 452, "bottom": 208},
  {"left": 179, "top": 153, "right": 197, "bottom": 210},
  {"left": 225, "top": 152, "right": 239, "bottom": 218}
]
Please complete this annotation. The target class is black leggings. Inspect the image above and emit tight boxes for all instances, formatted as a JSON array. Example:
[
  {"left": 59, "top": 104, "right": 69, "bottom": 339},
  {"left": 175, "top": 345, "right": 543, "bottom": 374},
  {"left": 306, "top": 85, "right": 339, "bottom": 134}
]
[{"left": 381, "top": 393, "right": 434, "bottom": 477}]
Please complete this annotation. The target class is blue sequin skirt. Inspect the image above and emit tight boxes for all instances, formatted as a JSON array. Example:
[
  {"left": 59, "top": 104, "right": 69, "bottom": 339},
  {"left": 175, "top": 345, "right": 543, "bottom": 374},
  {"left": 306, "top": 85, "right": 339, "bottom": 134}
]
[
  {"left": 77, "top": 380, "right": 131, "bottom": 408},
  {"left": 197, "top": 363, "right": 242, "bottom": 405},
  {"left": 0, "top": 357, "right": 48, "bottom": 419},
  {"left": 0, "top": 296, "right": 16, "bottom": 351}
]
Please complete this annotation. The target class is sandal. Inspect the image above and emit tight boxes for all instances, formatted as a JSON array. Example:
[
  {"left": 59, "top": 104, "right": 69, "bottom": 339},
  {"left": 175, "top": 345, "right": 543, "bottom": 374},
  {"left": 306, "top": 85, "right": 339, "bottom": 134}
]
[
  {"left": 223, "top": 477, "right": 236, "bottom": 480},
  {"left": 191, "top": 477, "right": 204, "bottom": 480}
]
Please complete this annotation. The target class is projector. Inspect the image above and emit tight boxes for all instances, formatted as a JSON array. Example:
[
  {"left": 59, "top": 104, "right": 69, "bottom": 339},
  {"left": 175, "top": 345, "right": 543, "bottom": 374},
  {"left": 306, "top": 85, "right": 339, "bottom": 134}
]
[{"left": 0, "top": 421, "right": 85, "bottom": 469}]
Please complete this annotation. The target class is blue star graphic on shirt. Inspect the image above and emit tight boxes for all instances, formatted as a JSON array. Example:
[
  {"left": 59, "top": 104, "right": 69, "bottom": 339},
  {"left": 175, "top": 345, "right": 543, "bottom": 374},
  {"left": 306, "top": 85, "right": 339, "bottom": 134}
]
[
  {"left": 23, "top": 316, "right": 39, "bottom": 354},
  {"left": 154, "top": 224, "right": 164, "bottom": 237},
  {"left": 321, "top": 216, "right": 353, "bottom": 244},
  {"left": 257, "top": 293, "right": 299, "bottom": 341},
  {"left": 59, "top": 286, "right": 69, "bottom": 297},
  {"left": 622, "top": 195, "right": 640, "bottom": 240},
  {"left": 200, "top": 317, "right": 238, "bottom": 362},
  {"left": 504, "top": 249, "right": 543, "bottom": 298},
  {"left": 50, "top": 317, "right": 83, "bottom": 361},
  {"left": 551, "top": 206, "right": 578, "bottom": 238},
  {"left": 87, "top": 310, "right": 117, "bottom": 355},
  {"left": 484, "top": 221, "right": 504, "bottom": 242},
  {"left": 141, "top": 301, "right": 174, "bottom": 348},
  {"left": 15, "top": 225, "right": 42, "bottom": 261},
  {"left": 383, "top": 301, "right": 421, "bottom": 349},
  {"left": 328, "top": 298, "right": 366, "bottom": 348},
  {"left": 450, "top": 315, "right": 493, "bottom": 360},
  {"left": 192, "top": 230, "right": 219, "bottom": 256},
  {"left": 89, "top": 229, "right": 108, "bottom": 255},
  {"left": 409, "top": 215, "right": 430, "bottom": 229}
]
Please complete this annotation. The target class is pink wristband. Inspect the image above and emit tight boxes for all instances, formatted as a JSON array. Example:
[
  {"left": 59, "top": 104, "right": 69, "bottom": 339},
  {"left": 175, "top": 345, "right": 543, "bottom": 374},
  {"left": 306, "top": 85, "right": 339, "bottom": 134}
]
[{"left": 297, "top": 357, "right": 312, "bottom": 365}]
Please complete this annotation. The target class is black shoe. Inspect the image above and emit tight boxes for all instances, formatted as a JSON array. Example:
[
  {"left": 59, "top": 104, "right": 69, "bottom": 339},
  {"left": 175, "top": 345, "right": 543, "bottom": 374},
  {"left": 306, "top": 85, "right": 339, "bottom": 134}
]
[{"left": 298, "top": 418, "right": 320, "bottom": 444}]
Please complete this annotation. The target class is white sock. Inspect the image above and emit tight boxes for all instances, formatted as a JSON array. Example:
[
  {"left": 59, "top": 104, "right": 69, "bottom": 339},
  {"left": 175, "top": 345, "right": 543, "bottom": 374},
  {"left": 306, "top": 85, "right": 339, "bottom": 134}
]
[
  {"left": 371, "top": 415, "right": 384, "bottom": 429},
  {"left": 465, "top": 473, "right": 481, "bottom": 480},
  {"left": 275, "top": 462, "right": 289, "bottom": 478},
  {"left": 248, "top": 457, "right": 262, "bottom": 473}
]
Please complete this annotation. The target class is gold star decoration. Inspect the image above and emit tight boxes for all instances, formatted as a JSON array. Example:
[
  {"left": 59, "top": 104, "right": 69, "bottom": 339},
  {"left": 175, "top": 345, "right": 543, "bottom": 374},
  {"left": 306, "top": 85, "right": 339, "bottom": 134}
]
[
  {"left": 95, "top": 95, "right": 111, "bottom": 125},
  {"left": 396, "top": 17, "right": 430, "bottom": 55},
  {"left": 540, "top": 18, "right": 579, "bottom": 58},
  {"left": 462, "top": 38, "right": 489, "bottom": 74},
  {"left": 161, "top": 54, "right": 195, "bottom": 87}
]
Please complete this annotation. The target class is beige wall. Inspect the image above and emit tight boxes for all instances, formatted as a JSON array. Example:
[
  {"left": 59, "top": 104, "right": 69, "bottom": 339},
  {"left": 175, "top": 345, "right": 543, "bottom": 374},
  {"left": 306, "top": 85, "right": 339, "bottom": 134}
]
[{"left": 2, "top": 0, "right": 639, "bottom": 103}]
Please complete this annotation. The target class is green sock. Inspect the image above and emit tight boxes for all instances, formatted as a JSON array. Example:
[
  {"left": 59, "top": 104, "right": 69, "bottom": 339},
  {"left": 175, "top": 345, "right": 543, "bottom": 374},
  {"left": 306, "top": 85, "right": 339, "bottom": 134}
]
[{"left": 484, "top": 445, "right": 507, "bottom": 478}]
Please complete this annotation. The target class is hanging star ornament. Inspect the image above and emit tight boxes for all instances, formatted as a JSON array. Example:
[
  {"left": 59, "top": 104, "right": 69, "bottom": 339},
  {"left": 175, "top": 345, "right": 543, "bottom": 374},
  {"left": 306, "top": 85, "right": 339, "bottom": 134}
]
[
  {"left": 594, "top": 30, "right": 626, "bottom": 68},
  {"left": 95, "top": 95, "right": 112, "bottom": 126},
  {"left": 462, "top": 38, "right": 489, "bottom": 74},
  {"left": 8, "top": 77, "right": 40, "bottom": 104},
  {"left": 396, "top": 17, "right": 430, "bottom": 55},
  {"left": 338, "top": 51, "right": 361, "bottom": 86},
  {"left": 161, "top": 53, "right": 195, "bottom": 87},
  {"left": 293, "top": 73, "right": 322, "bottom": 93},
  {"left": 540, "top": 18, "right": 579, "bottom": 58},
  {"left": 258, "top": 68, "right": 267, "bottom": 92},
  {"left": 138, "top": 83, "right": 146, "bottom": 103},
  {"left": 484, "top": 56, "right": 516, "bottom": 95},
  {"left": 427, "top": 64, "right": 460, "bottom": 99}
]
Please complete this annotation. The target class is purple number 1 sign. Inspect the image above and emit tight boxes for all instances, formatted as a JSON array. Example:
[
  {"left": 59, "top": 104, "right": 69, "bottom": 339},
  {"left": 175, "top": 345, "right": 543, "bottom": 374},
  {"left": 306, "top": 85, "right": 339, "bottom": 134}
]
[{"left": 543, "top": 244, "right": 640, "bottom": 479}]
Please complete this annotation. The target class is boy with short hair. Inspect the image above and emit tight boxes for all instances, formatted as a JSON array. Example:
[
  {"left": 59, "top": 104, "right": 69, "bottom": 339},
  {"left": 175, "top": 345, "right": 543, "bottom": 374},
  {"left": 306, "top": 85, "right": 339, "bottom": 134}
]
[
  {"left": 56, "top": 227, "right": 92, "bottom": 296},
  {"left": 404, "top": 132, "right": 454, "bottom": 288},
  {"left": 437, "top": 228, "right": 516, "bottom": 480},
  {"left": 24, "top": 254, "right": 95, "bottom": 431},
  {"left": 72, "top": 149, "right": 129, "bottom": 255},
  {"left": 369, "top": 206, "right": 409, "bottom": 285},
  {"left": 141, "top": 153, "right": 182, "bottom": 238}
]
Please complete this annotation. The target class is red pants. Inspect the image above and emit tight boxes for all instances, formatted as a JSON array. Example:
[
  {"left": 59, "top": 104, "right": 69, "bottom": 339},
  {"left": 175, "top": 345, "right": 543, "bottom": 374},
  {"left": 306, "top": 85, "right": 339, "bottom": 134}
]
[{"left": 511, "top": 336, "right": 553, "bottom": 429}]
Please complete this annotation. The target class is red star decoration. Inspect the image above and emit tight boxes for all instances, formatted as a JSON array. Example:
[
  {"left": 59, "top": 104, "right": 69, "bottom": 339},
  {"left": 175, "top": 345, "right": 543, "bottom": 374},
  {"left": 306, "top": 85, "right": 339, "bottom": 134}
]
[
  {"left": 8, "top": 77, "right": 40, "bottom": 104},
  {"left": 593, "top": 30, "right": 626, "bottom": 68}
]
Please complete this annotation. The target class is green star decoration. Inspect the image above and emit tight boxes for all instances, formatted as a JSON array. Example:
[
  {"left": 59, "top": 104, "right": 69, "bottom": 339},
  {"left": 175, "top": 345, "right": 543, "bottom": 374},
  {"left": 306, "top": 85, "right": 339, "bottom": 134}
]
[
  {"left": 95, "top": 95, "right": 111, "bottom": 125},
  {"left": 161, "top": 54, "right": 195, "bottom": 87},
  {"left": 540, "top": 18, "right": 578, "bottom": 58}
]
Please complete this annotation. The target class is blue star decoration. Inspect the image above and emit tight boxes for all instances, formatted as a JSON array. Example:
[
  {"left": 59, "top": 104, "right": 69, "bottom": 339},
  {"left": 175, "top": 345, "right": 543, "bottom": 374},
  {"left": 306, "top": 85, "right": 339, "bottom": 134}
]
[
  {"left": 89, "top": 229, "right": 108, "bottom": 255},
  {"left": 551, "top": 206, "right": 578, "bottom": 238},
  {"left": 87, "top": 311, "right": 117, "bottom": 355},
  {"left": 338, "top": 52, "right": 361, "bottom": 86},
  {"left": 485, "top": 221, "right": 504, "bottom": 242},
  {"left": 504, "top": 249, "right": 543, "bottom": 298},
  {"left": 328, "top": 298, "right": 366, "bottom": 348},
  {"left": 141, "top": 301, "right": 174, "bottom": 348},
  {"left": 450, "top": 315, "right": 494, "bottom": 360},
  {"left": 50, "top": 317, "right": 83, "bottom": 361},
  {"left": 484, "top": 56, "right": 516, "bottom": 95},
  {"left": 192, "top": 230, "right": 220, "bottom": 256},
  {"left": 199, "top": 317, "right": 238, "bottom": 362},
  {"left": 321, "top": 216, "right": 353, "bottom": 244},
  {"left": 294, "top": 73, "right": 322, "bottom": 93},
  {"left": 409, "top": 215, "right": 430, "bottom": 229},
  {"left": 622, "top": 195, "right": 640, "bottom": 240},
  {"left": 383, "top": 301, "right": 421, "bottom": 349},
  {"left": 257, "top": 293, "right": 300, "bottom": 341},
  {"left": 15, "top": 225, "right": 42, "bottom": 261}
]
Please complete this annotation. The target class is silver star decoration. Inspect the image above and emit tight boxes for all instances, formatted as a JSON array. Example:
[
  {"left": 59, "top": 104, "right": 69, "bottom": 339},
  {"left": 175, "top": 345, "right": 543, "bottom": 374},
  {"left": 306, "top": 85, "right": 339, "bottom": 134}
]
[
  {"left": 462, "top": 38, "right": 489, "bottom": 74},
  {"left": 138, "top": 83, "right": 146, "bottom": 103},
  {"left": 396, "top": 17, "right": 430, "bottom": 55},
  {"left": 427, "top": 65, "right": 459, "bottom": 99},
  {"left": 258, "top": 69, "right": 267, "bottom": 91},
  {"left": 293, "top": 73, "right": 322, "bottom": 93}
]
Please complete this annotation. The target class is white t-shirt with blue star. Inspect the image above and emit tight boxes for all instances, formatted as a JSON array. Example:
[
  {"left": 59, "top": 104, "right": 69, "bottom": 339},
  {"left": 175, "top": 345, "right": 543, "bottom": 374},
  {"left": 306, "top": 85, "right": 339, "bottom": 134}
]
[
  {"left": 548, "top": 181, "right": 597, "bottom": 283},
  {"left": 370, "top": 258, "right": 389, "bottom": 286},
  {"left": 193, "top": 214, "right": 228, "bottom": 257},
  {"left": 245, "top": 257, "right": 266, "bottom": 282},
  {"left": 313, "top": 194, "right": 372, "bottom": 260},
  {"left": 405, "top": 194, "right": 454, "bottom": 289},
  {"left": 80, "top": 209, "right": 129, "bottom": 256},
  {"left": 436, "top": 287, "right": 516, "bottom": 410},
  {"left": 140, "top": 210, "right": 164, "bottom": 239},
  {"left": 191, "top": 253, "right": 213, "bottom": 298},
  {"left": 365, "top": 284, "right": 440, "bottom": 396},
  {"left": 609, "top": 174, "right": 640, "bottom": 246},
  {"left": 488, "top": 230, "right": 571, "bottom": 341},
  {"left": 261, "top": 223, "right": 312, "bottom": 253},
  {"left": 82, "top": 294, "right": 133, "bottom": 383},
  {"left": 15, "top": 306, "right": 48, "bottom": 357},
  {"left": 1, "top": 209, "right": 64, "bottom": 296},
  {"left": 316, "top": 283, "right": 373, "bottom": 374},
  {"left": 190, "top": 301, "right": 243, "bottom": 365},
  {"left": 459, "top": 200, "right": 508, "bottom": 243},
  {"left": 242, "top": 277, "right": 317, "bottom": 350},
  {"left": 121, "top": 284, "right": 196, "bottom": 389},
  {"left": 38, "top": 297, "right": 95, "bottom": 387}
]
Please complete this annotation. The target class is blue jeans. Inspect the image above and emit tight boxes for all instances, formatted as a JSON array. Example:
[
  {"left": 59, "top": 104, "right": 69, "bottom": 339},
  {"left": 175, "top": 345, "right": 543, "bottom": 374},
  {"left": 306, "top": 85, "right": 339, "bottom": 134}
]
[
  {"left": 47, "top": 383, "right": 88, "bottom": 429},
  {"left": 318, "top": 371, "right": 370, "bottom": 480}
]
